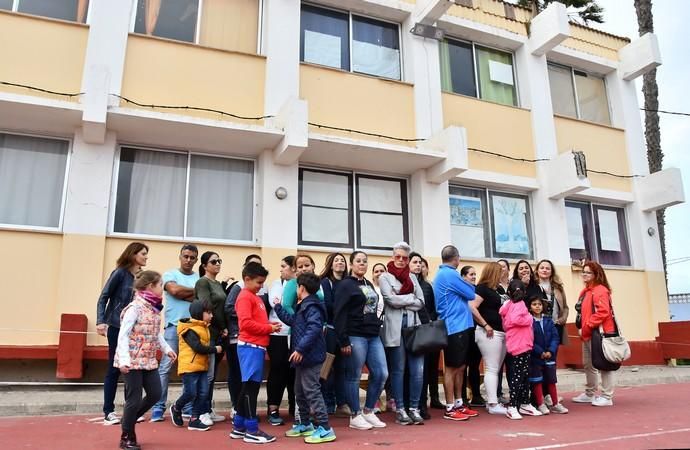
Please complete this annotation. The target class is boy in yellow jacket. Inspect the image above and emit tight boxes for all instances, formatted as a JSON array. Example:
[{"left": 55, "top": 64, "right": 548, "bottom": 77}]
[{"left": 170, "top": 300, "right": 223, "bottom": 431}]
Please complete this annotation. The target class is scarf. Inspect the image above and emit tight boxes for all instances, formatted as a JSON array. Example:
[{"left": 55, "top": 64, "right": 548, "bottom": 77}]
[
  {"left": 386, "top": 260, "right": 414, "bottom": 295},
  {"left": 138, "top": 289, "right": 163, "bottom": 312}
]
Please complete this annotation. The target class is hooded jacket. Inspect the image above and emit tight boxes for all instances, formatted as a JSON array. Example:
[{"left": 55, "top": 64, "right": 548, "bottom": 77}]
[
  {"left": 499, "top": 299, "right": 534, "bottom": 356},
  {"left": 177, "top": 300, "right": 216, "bottom": 375},
  {"left": 530, "top": 315, "right": 560, "bottom": 366},
  {"left": 275, "top": 294, "right": 327, "bottom": 367}
]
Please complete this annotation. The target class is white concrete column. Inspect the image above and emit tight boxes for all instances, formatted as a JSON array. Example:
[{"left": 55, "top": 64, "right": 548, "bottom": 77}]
[
  {"left": 257, "top": 149, "right": 299, "bottom": 251},
  {"left": 410, "top": 170, "right": 452, "bottom": 257}
]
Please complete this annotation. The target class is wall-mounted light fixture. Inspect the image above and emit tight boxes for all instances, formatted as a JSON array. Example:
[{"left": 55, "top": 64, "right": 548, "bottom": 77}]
[{"left": 275, "top": 187, "right": 288, "bottom": 200}]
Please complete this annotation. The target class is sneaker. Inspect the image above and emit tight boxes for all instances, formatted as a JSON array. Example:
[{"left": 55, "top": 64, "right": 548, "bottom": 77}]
[
  {"left": 458, "top": 405, "right": 479, "bottom": 417},
  {"left": 304, "top": 425, "right": 336, "bottom": 444},
  {"left": 243, "top": 429, "right": 276, "bottom": 444},
  {"left": 487, "top": 403, "right": 508, "bottom": 415},
  {"left": 230, "top": 428, "right": 246, "bottom": 439},
  {"left": 591, "top": 396, "right": 613, "bottom": 407},
  {"left": 519, "top": 404, "right": 543, "bottom": 416},
  {"left": 136, "top": 415, "right": 146, "bottom": 423},
  {"left": 119, "top": 431, "right": 140, "bottom": 449},
  {"left": 443, "top": 408, "right": 469, "bottom": 421},
  {"left": 572, "top": 392, "right": 595, "bottom": 403},
  {"left": 469, "top": 396, "right": 485, "bottom": 407},
  {"left": 395, "top": 409, "right": 413, "bottom": 425},
  {"left": 349, "top": 414, "right": 373, "bottom": 430},
  {"left": 267, "top": 410, "right": 284, "bottom": 426},
  {"left": 551, "top": 403, "right": 569, "bottom": 414},
  {"left": 372, "top": 402, "right": 382, "bottom": 414},
  {"left": 199, "top": 413, "right": 214, "bottom": 427},
  {"left": 104, "top": 412, "right": 121, "bottom": 425},
  {"left": 188, "top": 418, "right": 210, "bottom": 431},
  {"left": 537, "top": 404, "right": 550, "bottom": 415},
  {"left": 362, "top": 412, "right": 386, "bottom": 428},
  {"left": 408, "top": 408, "right": 424, "bottom": 425},
  {"left": 334, "top": 405, "right": 352, "bottom": 418},
  {"left": 505, "top": 406, "right": 523, "bottom": 420},
  {"left": 150, "top": 408, "right": 165, "bottom": 422},
  {"left": 169, "top": 405, "right": 183, "bottom": 427},
  {"left": 285, "top": 423, "right": 315, "bottom": 437},
  {"left": 544, "top": 394, "right": 553, "bottom": 407},
  {"left": 209, "top": 409, "right": 226, "bottom": 422}
]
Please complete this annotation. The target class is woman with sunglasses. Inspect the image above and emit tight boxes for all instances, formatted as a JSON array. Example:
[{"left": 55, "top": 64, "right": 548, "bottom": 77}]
[{"left": 195, "top": 251, "right": 228, "bottom": 425}]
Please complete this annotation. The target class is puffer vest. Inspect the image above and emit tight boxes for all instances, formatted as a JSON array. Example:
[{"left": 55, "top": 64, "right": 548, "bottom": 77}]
[
  {"left": 177, "top": 318, "right": 211, "bottom": 375},
  {"left": 114, "top": 296, "right": 162, "bottom": 370}
]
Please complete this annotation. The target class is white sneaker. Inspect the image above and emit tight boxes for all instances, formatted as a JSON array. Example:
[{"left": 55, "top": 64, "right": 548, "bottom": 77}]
[
  {"left": 487, "top": 404, "right": 507, "bottom": 415},
  {"left": 537, "top": 404, "right": 550, "bottom": 415},
  {"left": 544, "top": 394, "right": 553, "bottom": 407},
  {"left": 362, "top": 411, "right": 386, "bottom": 428},
  {"left": 136, "top": 415, "right": 146, "bottom": 423},
  {"left": 349, "top": 413, "right": 373, "bottom": 430},
  {"left": 519, "top": 404, "right": 543, "bottom": 416},
  {"left": 199, "top": 413, "right": 214, "bottom": 426},
  {"left": 551, "top": 403, "right": 569, "bottom": 414},
  {"left": 505, "top": 406, "right": 522, "bottom": 420},
  {"left": 572, "top": 392, "right": 595, "bottom": 403},
  {"left": 103, "top": 412, "right": 121, "bottom": 425},
  {"left": 591, "top": 396, "right": 613, "bottom": 407},
  {"left": 209, "top": 409, "right": 226, "bottom": 422}
]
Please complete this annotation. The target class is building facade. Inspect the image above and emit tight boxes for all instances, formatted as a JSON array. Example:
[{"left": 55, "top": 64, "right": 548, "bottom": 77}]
[{"left": 0, "top": 0, "right": 684, "bottom": 355}]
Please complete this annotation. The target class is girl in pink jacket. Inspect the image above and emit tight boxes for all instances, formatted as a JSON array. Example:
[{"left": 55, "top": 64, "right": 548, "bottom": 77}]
[{"left": 499, "top": 280, "right": 541, "bottom": 420}]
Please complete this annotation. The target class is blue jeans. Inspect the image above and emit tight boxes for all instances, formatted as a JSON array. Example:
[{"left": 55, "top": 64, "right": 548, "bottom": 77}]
[
  {"left": 175, "top": 371, "right": 210, "bottom": 418},
  {"left": 103, "top": 325, "right": 121, "bottom": 415},
  {"left": 388, "top": 317, "right": 425, "bottom": 409},
  {"left": 153, "top": 325, "right": 191, "bottom": 414},
  {"left": 345, "top": 335, "right": 388, "bottom": 414}
]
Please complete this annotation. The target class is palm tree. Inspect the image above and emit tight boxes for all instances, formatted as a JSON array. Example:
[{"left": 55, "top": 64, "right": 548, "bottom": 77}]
[
  {"left": 517, "top": 0, "right": 604, "bottom": 24},
  {"left": 634, "top": 0, "right": 667, "bottom": 286}
]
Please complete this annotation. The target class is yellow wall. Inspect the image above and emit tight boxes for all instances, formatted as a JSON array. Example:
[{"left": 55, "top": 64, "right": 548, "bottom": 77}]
[
  {"left": 300, "top": 64, "right": 417, "bottom": 146},
  {"left": 121, "top": 34, "right": 266, "bottom": 124},
  {"left": 0, "top": 11, "right": 87, "bottom": 101},
  {"left": 442, "top": 93, "right": 536, "bottom": 178},
  {"left": 554, "top": 116, "right": 632, "bottom": 191},
  {"left": 199, "top": 0, "right": 259, "bottom": 54}
]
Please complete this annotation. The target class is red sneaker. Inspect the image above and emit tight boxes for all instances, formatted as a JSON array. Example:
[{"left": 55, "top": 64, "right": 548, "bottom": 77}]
[
  {"left": 458, "top": 405, "right": 479, "bottom": 417},
  {"left": 443, "top": 408, "right": 470, "bottom": 421}
]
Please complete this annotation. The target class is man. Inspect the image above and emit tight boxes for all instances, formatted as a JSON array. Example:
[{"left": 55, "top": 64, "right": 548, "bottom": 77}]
[
  {"left": 150, "top": 244, "right": 200, "bottom": 422},
  {"left": 433, "top": 245, "right": 480, "bottom": 421}
]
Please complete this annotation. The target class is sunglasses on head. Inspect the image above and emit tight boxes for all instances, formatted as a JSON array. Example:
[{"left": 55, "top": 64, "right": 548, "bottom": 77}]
[{"left": 208, "top": 259, "right": 222, "bottom": 265}]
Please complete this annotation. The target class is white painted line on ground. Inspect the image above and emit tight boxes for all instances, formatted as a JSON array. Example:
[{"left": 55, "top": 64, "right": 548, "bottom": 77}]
[{"left": 516, "top": 427, "right": 690, "bottom": 449}]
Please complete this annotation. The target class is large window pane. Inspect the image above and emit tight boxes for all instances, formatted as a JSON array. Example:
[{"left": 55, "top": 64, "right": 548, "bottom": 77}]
[
  {"left": 356, "top": 175, "right": 407, "bottom": 249},
  {"left": 17, "top": 0, "right": 89, "bottom": 22},
  {"left": 114, "top": 148, "right": 186, "bottom": 236},
  {"left": 187, "top": 155, "right": 253, "bottom": 241},
  {"left": 440, "top": 39, "right": 476, "bottom": 97},
  {"left": 565, "top": 201, "right": 596, "bottom": 262},
  {"left": 575, "top": 72, "right": 611, "bottom": 125},
  {"left": 593, "top": 205, "right": 630, "bottom": 266},
  {"left": 134, "top": 0, "right": 199, "bottom": 43},
  {"left": 489, "top": 192, "right": 532, "bottom": 258},
  {"left": 352, "top": 16, "right": 400, "bottom": 80},
  {"left": 0, "top": 134, "right": 68, "bottom": 228},
  {"left": 475, "top": 46, "right": 516, "bottom": 106},
  {"left": 299, "top": 169, "right": 352, "bottom": 247},
  {"left": 0, "top": 0, "right": 13, "bottom": 10},
  {"left": 548, "top": 64, "right": 577, "bottom": 118},
  {"left": 449, "top": 187, "right": 489, "bottom": 258},
  {"left": 300, "top": 4, "right": 349, "bottom": 71}
]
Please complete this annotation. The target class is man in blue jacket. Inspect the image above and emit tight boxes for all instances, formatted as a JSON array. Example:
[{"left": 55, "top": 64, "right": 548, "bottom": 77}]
[{"left": 433, "top": 245, "right": 480, "bottom": 421}]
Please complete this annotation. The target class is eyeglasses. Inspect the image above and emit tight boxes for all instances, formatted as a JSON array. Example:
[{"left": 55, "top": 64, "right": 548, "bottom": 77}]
[
  {"left": 208, "top": 259, "right": 222, "bottom": 265},
  {"left": 394, "top": 255, "right": 409, "bottom": 262}
]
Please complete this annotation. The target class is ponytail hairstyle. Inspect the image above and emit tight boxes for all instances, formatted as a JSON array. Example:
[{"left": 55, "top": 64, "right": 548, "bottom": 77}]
[{"left": 199, "top": 251, "right": 219, "bottom": 277}]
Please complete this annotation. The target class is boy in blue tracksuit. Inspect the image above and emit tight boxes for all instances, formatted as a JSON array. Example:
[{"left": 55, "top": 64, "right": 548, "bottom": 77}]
[
  {"left": 274, "top": 272, "right": 335, "bottom": 444},
  {"left": 528, "top": 297, "right": 568, "bottom": 414}
]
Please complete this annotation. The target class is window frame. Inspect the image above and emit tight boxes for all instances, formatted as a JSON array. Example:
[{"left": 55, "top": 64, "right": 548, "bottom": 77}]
[
  {"left": 109, "top": 144, "right": 257, "bottom": 245},
  {"left": 5, "top": 0, "right": 91, "bottom": 23},
  {"left": 130, "top": 0, "right": 204, "bottom": 44},
  {"left": 300, "top": 2, "right": 404, "bottom": 82},
  {"left": 448, "top": 184, "right": 534, "bottom": 260},
  {"left": 298, "top": 166, "right": 410, "bottom": 251},
  {"left": 0, "top": 130, "right": 72, "bottom": 233},
  {"left": 441, "top": 36, "right": 520, "bottom": 107},
  {"left": 547, "top": 62, "right": 612, "bottom": 125}
]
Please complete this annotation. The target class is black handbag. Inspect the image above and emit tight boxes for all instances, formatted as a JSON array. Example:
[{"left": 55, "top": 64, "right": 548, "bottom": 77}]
[
  {"left": 590, "top": 327, "right": 621, "bottom": 371},
  {"left": 401, "top": 310, "right": 448, "bottom": 356}
]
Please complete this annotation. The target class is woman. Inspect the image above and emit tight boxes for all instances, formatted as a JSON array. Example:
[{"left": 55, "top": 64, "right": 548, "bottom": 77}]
[
  {"left": 572, "top": 261, "right": 617, "bottom": 407},
  {"left": 334, "top": 251, "right": 388, "bottom": 430},
  {"left": 380, "top": 242, "right": 425, "bottom": 426},
  {"left": 96, "top": 241, "right": 149, "bottom": 425},
  {"left": 497, "top": 259, "right": 510, "bottom": 294},
  {"left": 461, "top": 266, "right": 483, "bottom": 407},
  {"left": 372, "top": 262, "right": 393, "bottom": 413},
  {"left": 195, "top": 251, "right": 228, "bottom": 424},
  {"left": 469, "top": 262, "right": 508, "bottom": 415},
  {"left": 536, "top": 259, "right": 569, "bottom": 344},
  {"left": 513, "top": 260, "right": 543, "bottom": 304},
  {"left": 264, "top": 256, "right": 296, "bottom": 426},
  {"left": 319, "top": 253, "right": 350, "bottom": 417},
  {"left": 372, "top": 263, "right": 387, "bottom": 317}
]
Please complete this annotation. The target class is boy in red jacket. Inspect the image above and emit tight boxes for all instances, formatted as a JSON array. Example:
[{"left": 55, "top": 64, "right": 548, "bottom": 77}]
[{"left": 231, "top": 262, "right": 282, "bottom": 444}]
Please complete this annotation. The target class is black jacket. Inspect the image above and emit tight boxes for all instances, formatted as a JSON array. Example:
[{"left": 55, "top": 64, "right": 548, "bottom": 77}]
[
  {"left": 416, "top": 275, "right": 436, "bottom": 323},
  {"left": 275, "top": 295, "right": 327, "bottom": 367},
  {"left": 320, "top": 277, "right": 342, "bottom": 326},
  {"left": 333, "top": 276, "right": 382, "bottom": 347}
]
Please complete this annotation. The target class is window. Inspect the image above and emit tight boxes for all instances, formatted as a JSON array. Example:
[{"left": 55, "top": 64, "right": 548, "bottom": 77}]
[
  {"left": 114, "top": 147, "right": 254, "bottom": 241},
  {"left": 449, "top": 186, "right": 533, "bottom": 259},
  {"left": 565, "top": 201, "right": 630, "bottom": 266},
  {"left": 440, "top": 39, "right": 517, "bottom": 107},
  {"left": 548, "top": 63, "right": 611, "bottom": 125},
  {"left": 133, "top": 0, "right": 199, "bottom": 43},
  {"left": 298, "top": 168, "right": 408, "bottom": 250},
  {"left": 0, "top": 133, "right": 69, "bottom": 228},
  {"left": 300, "top": 4, "right": 402, "bottom": 80},
  {"left": 1, "top": 0, "right": 89, "bottom": 22}
]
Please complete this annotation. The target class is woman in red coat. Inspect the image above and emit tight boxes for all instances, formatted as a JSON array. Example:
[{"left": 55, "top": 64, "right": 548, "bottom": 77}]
[{"left": 572, "top": 261, "right": 617, "bottom": 407}]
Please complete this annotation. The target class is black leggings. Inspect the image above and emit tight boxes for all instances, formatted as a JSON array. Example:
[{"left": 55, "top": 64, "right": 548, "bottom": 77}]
[
  {"left": 507, "top": 351, "right": 530, "bottom": 408},
  {"left": 226, "top": 343, "right": 242, "bottom": 410},
  {"left": 237, "top": 380, "right": 261, "bottom": 420},
  {"left": 122, "top": 369, "right": 161, "bottom": 433},
  {"left": 266, "top": 336, "right": 295, "bottom": 412}
]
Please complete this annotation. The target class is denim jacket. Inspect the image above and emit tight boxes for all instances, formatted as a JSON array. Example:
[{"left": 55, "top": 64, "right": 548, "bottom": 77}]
[{"left": 96, "top": 267, "right": 135, "bottom": 328}]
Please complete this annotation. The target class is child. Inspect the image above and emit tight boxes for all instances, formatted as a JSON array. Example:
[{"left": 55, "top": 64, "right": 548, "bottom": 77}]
[
  {"left": 274, "top": 272, "right": 336, "bottom": 444},
  {"left": 231, "top": 262, "right": 282, "bottom": 444},
  {"left": 528, "top": 297, "right": 569, "bottom": 415},
  {"left": 114, "top": 270, "right": 176, "bottom": 449},
  {"left": 499, "top": 280, "right": 541, "bottom": 420},
  {"left": 170, "top": 300, "right": 224, "bottom": 431}
]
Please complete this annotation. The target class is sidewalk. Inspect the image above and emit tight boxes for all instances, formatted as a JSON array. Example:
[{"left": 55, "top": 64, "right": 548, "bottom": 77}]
[{"left": 2, "top": 365, "right": 688, "bottom": 418}]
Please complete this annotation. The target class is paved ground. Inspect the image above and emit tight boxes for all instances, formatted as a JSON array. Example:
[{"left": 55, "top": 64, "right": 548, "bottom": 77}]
[{"left": 2, "top": 383, "right": 690, "bottom": 449}]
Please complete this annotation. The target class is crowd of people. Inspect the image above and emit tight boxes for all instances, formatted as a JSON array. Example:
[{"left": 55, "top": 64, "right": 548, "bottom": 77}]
[{"left": 97, "top": 242, "right": 619, "bottom": 449}]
